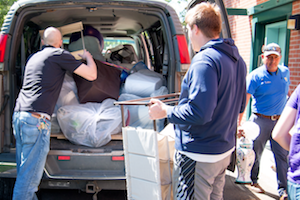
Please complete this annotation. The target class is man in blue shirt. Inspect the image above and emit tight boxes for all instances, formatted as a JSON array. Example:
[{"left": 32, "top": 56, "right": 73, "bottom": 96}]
[
  {"left": 149, "top": 2, "right": 247, "bottom": 199},
  {"left": 239, "top": 43, "right": 290, "bottom": 199}
]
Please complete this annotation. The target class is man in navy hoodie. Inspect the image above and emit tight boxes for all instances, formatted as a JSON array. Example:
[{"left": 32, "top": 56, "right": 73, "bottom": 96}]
[{"left": 149, "top": 2, "right": 247, "bottom": 199}]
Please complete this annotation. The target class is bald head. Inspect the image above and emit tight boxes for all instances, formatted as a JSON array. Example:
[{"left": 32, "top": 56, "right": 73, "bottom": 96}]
[{"left": 43, "top": 27, "right": 62, "bottom": 48}]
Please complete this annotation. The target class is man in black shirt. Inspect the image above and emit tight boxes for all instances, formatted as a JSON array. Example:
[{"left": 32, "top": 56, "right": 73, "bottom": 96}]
[{"left": 12, "top": 27, "right": 97, "bottom": 200}]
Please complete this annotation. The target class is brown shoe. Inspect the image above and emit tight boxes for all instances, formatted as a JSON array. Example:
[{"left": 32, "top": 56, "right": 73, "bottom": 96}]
[{"left": 251, "top": 183, "right": 265, "bottom": 193}]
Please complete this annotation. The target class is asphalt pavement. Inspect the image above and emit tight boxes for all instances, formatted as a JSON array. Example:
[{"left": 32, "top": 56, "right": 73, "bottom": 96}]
[
  {"left": 37, "top": 143, "right": 280, "bottom": 200},
  {"left": 224, "top": 142, "right": 280, "bottom": 200},
  {"left": 10, "top": 142, "right": 280, "bottom": 200}
]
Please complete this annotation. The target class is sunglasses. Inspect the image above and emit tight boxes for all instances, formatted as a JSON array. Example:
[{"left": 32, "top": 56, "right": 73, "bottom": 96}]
[{"left": 263, "top": 46, "right": 281, "bottom": 53}]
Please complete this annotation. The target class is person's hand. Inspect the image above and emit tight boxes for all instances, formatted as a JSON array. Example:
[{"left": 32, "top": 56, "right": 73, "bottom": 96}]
[
  {"left": 237, "top": 125, "right": 245, "bottom": 138},
  {"left": 148, "top": 98, "right": 169, "bottom": 120},
  {"left": 78, "top": 50, "right": 93, "bottom": 61}
]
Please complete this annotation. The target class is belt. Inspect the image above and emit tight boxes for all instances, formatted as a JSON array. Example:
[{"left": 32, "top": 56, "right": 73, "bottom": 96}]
[
  {"left": 254, "top": 113, "right": 280, "bottom": 121},
  {"left": 29, "top": 112, "right": 51, "bottom": 121}
]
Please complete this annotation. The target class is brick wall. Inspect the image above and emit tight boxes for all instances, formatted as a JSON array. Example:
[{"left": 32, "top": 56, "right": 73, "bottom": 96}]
[
  {"left": 257, "top": 0, "right": 269, "bottom": 4},
  {"left": 224, "top": 0, "right": 256, "bottom": 73},
  {"left": 289, "top": 0, "right": 300, "bottom": 91}
]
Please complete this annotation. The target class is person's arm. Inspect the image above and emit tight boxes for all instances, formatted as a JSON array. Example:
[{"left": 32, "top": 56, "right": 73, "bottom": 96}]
[
  {"left": 288, "top": 89, "right": 292, "bottom": 98},
  {"left": 272, "top": 106, "right": 296, "bottom": 151},
  {"left": 237, "top": 93, "right": 251, "bottom": 138},
  {"left": 238, "top": 93, "right": 251, "bottom": 126},
  {"left": 73, "top": 50, "right": 97, "bottom": 81}
]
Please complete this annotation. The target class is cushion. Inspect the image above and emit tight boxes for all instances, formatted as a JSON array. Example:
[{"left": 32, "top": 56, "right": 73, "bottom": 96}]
[
  {"left": 68, "top": 36, "right": 105, "bottom": 61},
  {"left": 73, "top": 59, "right": 121, "bottom": 103}
]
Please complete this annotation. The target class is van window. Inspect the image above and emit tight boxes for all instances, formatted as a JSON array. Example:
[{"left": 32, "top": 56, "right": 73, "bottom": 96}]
[{"left": 103, "top": 37, "right": 136, "bottom": 54}]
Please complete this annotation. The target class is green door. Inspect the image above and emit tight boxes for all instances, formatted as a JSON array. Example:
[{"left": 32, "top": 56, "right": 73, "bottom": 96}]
[{"left": 265, "top": 21, "right": 287, "bottom": 65}]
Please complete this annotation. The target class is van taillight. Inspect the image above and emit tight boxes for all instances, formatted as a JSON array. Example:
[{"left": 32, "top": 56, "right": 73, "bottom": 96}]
[
  {"left": 176, "top": 35, "right": 191, "bottom": 64},
  {"left": 112, "top": 156, "right": 124, "bottom": 161},
  {"left": 0, "top": 34, "right": 8, "bottom": 63},
  {"left": 58, "top": 156, "right": 71, "bottom": 161}
]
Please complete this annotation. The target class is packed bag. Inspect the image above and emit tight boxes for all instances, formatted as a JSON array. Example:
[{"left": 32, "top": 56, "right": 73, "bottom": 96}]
[
  {"left": 118, "top": 92, "right": 167, "bottom": 132},
  {"left": 52, "top": 72, "right": 79, "bottom": 133},
  {"left": 123, "top": 69, "right": 165, "bottom": 97},
  {"left": 57, "top": 99, "right": 124, "bottom": 147}
]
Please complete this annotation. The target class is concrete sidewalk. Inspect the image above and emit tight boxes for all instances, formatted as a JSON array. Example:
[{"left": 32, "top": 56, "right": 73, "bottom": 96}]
[{"left": 224, "top": 145, "right": 280, "bottom": 200}]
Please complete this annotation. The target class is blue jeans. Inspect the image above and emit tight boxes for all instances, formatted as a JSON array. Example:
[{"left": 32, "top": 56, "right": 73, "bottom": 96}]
[
  {"left": 249, "top": 114, "right": 288, "bottom": 194},
  {"left": 12, "top": 111, "right": 51, "bottom": 200},
  {"left": 288, "top": 180, "right": 300, "bottom": 200}
]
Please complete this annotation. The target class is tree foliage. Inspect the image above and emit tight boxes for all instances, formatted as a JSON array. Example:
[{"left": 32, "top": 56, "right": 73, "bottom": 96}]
[
  {"left": 0, "top": 0, "right": 16, "bottom": 28},
  {"left": 165, "top": 0, "right": 188, "bottom": 24}
]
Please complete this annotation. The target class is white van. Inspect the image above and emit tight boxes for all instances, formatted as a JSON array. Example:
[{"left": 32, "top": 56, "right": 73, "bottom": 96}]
[{"left": 0, "top": 0, "right": 231, "bottom": 198}]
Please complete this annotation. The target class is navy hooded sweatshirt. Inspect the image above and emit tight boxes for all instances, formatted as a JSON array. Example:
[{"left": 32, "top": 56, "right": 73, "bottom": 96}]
[{"left": 167, "top": 38, "right": 247, "bottom": 155}]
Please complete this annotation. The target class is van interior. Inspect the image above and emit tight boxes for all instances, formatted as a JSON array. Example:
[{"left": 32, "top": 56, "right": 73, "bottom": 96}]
[{"left": 11, "top": 4, "right": 175, "bottom": 152}]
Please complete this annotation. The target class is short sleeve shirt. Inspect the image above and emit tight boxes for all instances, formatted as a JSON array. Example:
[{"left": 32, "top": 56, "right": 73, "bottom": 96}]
[
  {"left": 14, "top": 45, "right": 82, "bottom": 115},
  {"left": 247, "top": 65, "right": 290, "bottom": 115},
  {"left": 286, "top": 85, "right": 300, "bottom": 183}
]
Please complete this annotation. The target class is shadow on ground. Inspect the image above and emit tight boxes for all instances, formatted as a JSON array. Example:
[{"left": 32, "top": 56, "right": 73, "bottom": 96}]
[
  {"left": 224, "top": 175, "right": 278, "bottom": 200},
  {"left": 37, "top": 189, "right": 127, "bottom": 200}
]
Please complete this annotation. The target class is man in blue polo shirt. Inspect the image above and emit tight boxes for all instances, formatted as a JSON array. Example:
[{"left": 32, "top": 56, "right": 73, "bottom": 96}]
[{"left": 239, "top": 43, "right": 290, "bottom": 199}]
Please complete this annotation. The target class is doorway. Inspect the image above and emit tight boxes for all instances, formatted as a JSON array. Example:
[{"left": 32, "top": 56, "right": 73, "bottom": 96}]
[{"left": 264, "top": 21, "right": 287, "bottom": 65}]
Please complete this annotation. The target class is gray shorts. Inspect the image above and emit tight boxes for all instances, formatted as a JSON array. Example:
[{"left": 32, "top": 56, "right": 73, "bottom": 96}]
[{"left": 173, "top": 150, "right": 231, "bottom": 200}]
